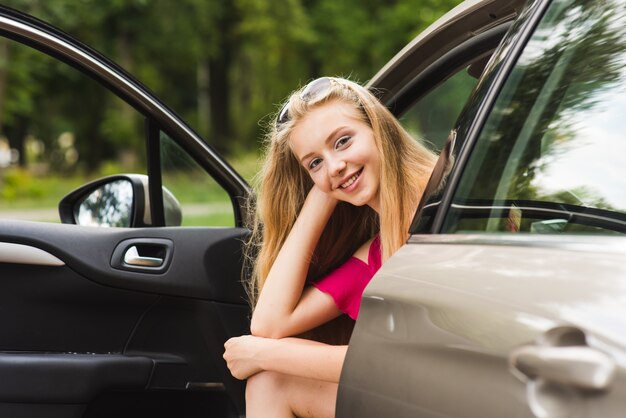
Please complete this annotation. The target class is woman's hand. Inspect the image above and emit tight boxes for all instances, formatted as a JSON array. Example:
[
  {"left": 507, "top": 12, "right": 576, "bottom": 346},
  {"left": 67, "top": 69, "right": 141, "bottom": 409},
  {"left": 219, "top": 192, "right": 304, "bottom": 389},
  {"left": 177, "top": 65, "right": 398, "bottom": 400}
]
[
  {"left": 224, "top": 336, "right": 349, "bottom": 383},
  {"left": 304, "top": 184, "right": 338, "bottom": 218},
  {"left": 223, "top": 335, "right": 272, "bottom": 380}
]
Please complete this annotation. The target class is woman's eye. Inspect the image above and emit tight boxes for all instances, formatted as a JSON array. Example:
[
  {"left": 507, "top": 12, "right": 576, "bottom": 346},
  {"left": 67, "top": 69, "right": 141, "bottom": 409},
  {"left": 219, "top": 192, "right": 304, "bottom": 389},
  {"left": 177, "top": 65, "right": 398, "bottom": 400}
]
[
  {"left": 308, "top": 158, "right": 322, "bottom": 170},
  {"left": 335, "top": 136, "right": 351, "bottom": 149}
]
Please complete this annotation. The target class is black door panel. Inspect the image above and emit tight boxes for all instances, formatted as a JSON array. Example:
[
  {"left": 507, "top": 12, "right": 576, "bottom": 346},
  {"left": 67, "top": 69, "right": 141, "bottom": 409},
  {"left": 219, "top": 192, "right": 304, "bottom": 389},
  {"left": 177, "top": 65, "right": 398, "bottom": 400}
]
[
  {"left": 0, "top": 220, "right": 248, "bottom": 303},
  {"left": 0, "top": 220, "right": 249, "bottom": 416},
  {"left": 0, "top": 263, "right": 157, "bottom": 352}
]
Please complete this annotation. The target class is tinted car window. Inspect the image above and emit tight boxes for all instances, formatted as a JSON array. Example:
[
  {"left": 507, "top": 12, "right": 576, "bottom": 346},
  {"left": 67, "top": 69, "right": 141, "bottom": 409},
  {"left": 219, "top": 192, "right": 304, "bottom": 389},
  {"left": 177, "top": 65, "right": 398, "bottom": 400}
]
[
  {"left": 0, "top": 37, "right": 235, "bottom": 226},
  {"left": 401, "top": 67, "right": 477, "bottom": 151},
  {"left": 443, "top": 0, "right": 626, "bottom": 235}
]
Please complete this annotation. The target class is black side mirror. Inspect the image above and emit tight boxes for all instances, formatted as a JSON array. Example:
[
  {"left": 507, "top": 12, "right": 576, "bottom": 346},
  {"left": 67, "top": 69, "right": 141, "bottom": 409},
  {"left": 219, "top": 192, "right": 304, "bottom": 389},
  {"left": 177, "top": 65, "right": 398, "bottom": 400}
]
[{"left": 59, "top": 174, "right": 182, "bottom": 227}]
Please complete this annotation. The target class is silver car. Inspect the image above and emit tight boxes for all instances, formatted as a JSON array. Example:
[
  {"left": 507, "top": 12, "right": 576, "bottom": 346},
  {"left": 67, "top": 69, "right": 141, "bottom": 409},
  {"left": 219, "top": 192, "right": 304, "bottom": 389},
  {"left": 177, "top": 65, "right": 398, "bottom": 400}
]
[{"left": 340, "top": 0, "right": 626, "bottom": 416}]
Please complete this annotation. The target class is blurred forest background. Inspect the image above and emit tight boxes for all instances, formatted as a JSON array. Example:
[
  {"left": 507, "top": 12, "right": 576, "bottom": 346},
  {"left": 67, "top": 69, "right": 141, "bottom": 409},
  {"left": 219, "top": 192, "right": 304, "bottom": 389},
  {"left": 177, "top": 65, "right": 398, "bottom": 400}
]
[{"left": 0, "top": 0, "right": 460, "bottom": 223}]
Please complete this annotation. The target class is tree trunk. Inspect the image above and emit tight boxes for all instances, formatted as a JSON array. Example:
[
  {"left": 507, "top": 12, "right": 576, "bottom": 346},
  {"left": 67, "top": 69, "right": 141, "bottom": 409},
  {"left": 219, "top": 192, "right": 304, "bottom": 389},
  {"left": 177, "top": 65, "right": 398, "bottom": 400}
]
[
  {"left": 207, "top": 2, "right": 237, "bottom": 156},
  {"left": 0, "top": 39, "right": 8, "bottom": 135},
  {"left": 197, "top": 60, "right": 210, "bottom": 139},
  {"left": 208, "top": 54, "right": 231, "bottom": 156},
  {"left": 5, "top": 115, "right": 28, "bottom": 167}
]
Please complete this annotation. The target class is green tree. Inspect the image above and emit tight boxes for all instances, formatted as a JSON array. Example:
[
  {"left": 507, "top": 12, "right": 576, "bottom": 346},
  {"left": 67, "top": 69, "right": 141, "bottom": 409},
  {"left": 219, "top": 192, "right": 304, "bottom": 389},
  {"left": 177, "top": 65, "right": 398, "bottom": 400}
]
[{"left": 1, "top": 0, "right": 464, "bottom": 167}]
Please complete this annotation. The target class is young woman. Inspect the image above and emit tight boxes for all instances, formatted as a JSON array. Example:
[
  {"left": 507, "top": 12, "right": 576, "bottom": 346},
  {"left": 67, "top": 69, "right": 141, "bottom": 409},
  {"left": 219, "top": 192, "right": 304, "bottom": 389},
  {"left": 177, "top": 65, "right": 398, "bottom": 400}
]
[{"left": 223, "top": 77, "right": 436, "bottom": 418}]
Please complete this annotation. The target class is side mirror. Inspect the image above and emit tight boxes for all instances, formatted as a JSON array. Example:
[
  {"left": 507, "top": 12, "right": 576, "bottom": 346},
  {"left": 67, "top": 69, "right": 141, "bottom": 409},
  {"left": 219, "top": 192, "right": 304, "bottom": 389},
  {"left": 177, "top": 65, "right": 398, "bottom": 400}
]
[{"left": 59, "top": 174, "right": 182, "bottom": 227}]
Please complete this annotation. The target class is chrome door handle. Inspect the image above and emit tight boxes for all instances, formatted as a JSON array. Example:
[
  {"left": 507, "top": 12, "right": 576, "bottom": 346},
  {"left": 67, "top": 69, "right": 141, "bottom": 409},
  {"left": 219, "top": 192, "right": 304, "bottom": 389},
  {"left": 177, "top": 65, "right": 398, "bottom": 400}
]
[
  {"left": 510, "top": 345, "right": 616, "bottom": 391},
  {"left": 123, "top": 246, "right": 164, "bottom": 267}
]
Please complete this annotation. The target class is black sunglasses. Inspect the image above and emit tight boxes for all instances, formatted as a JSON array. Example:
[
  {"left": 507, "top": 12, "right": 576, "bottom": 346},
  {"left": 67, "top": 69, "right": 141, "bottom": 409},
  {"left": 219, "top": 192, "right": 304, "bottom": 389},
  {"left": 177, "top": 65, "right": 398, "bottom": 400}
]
[{"left": 276, "top": 77, "right": 338, "bottom": 127}]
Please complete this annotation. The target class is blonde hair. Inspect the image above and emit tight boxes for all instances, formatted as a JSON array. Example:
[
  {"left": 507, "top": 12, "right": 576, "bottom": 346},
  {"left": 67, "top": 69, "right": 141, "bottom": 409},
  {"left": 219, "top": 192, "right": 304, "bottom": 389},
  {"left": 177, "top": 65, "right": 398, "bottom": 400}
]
[{"left": 245, "top": 77, "right": 436, "bottom": 308}]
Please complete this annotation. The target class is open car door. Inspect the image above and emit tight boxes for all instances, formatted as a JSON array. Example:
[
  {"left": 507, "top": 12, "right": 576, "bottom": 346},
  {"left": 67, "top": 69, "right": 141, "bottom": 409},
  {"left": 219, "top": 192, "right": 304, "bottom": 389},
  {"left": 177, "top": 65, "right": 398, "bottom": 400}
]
[{"left": 0, "top": 6, "right": 249, "bottom": 418}]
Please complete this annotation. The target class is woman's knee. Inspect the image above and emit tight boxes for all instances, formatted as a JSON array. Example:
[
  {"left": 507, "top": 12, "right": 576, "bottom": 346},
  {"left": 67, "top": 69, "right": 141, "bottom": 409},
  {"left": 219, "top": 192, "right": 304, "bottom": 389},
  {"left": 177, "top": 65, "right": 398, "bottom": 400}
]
[
  {"left": 246, "top": 371, "right": 287, "bottom": 398},
  {"left": 245, "top": 372, "right": 295, "bottom": 417}
]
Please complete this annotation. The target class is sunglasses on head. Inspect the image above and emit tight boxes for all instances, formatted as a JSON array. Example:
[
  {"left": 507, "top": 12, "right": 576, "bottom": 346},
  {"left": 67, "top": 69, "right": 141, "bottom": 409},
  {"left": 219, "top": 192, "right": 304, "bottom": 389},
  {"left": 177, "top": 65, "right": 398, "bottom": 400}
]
[{"left": 276, "top": 77, "right": 339, "bottom": 127}]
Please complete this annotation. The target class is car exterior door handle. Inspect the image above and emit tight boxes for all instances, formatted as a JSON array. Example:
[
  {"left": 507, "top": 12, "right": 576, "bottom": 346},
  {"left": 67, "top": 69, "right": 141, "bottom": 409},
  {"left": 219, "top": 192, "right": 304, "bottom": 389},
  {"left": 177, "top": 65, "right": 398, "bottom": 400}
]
[
  {"left": 123, "top": 245, "right": 164, "bottom": 267},
  {"left": 510, "top": 345, "right": 616, "bottom": 391}
]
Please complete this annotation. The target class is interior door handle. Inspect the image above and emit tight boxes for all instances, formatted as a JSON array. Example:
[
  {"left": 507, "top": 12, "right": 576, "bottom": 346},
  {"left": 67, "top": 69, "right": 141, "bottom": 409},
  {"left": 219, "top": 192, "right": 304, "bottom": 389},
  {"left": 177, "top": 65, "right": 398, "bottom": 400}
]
[
  {"left": 111, "top": 238, "right": 173, "bottom": 273},
  {"left": 510, "top": 345, "right": 616, "bottom": 391},
  {"left": 123, "top": 246, "right": 164, "bottom": 267}
]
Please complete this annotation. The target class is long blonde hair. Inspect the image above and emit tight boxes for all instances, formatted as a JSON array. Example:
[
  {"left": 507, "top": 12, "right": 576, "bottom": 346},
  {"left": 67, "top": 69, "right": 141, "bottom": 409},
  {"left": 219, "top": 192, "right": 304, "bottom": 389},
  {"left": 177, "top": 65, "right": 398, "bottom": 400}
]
[{"left": 245, "top": 77, "right": 436, "bottom": 308}]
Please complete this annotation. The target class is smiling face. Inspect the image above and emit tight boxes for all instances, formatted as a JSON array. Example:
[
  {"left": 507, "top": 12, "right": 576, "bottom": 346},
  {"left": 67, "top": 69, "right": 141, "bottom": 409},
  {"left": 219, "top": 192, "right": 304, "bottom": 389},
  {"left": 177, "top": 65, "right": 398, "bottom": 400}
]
[{"left": 289, "top": 100, "right": 381, "bottom": 212}]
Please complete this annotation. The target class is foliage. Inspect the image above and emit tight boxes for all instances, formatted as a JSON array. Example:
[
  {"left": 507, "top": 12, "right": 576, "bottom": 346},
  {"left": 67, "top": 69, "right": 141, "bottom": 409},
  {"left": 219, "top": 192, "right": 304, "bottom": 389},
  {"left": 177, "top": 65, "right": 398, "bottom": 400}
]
[
  {"left": 0, "top": 0, "right": 460, "bottom": 167},
  {"left": 0, "top": 0, "right": 461, "bottom": 226}
]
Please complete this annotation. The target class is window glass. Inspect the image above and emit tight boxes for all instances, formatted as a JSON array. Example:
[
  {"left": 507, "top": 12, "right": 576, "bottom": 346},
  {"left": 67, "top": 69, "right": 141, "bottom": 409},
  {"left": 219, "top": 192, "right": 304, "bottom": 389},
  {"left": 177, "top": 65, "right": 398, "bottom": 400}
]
[
  {"left": 401, "top": 67, "right": 477, "bottom": 151},
  {"left": 443, "top": 0, "right": 626, "bottom": 235},
  {"left": 160, "top": 133, "right": 233, "bottom": 226},
  {"left": 0, "top": 38, "right": 145, "bottom": 223}
]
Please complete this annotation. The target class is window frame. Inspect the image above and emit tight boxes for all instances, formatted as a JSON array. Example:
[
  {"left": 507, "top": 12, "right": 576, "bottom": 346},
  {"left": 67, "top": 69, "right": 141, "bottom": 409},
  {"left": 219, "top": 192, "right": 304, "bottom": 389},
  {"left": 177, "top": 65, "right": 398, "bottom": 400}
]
[
  {"left": 0, "top": 6, "right": 251, "bottom": 227},
  {"left": 383, "top": 23, "right": 511, "bottom": 117},
  {"left": 407, "top": 0, "right": 554, "bottom": 235},
  {"left": 369, "top": 21, "right": 516, "bottom": 234}
]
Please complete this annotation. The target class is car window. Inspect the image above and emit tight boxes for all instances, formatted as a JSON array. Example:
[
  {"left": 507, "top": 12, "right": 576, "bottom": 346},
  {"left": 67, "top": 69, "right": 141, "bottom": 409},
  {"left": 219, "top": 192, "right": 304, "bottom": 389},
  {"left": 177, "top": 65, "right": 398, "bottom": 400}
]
[
  {"left": 400, "top": 67, "right": 477, "bottom": 151},
  {"left": 0, "top": 37, "right": 233, "bottom": 226},
  {"left": 443, "top": 0, "right": 626, "bottom": 235},
  {"left": 160, "top": 133, "right": 233, "bottom": 226},
  {"left": 0, "top": 39, "right": 145, "bottom": 222}
]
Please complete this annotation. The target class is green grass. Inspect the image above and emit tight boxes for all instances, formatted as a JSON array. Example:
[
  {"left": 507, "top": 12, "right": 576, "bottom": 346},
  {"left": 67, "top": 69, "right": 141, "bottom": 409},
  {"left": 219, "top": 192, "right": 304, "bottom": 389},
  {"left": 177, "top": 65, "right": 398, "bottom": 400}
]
[
  {"left": 0, "top": 168, "right": 88, "bottom": 209},
  {"left": 181, "top": 211, "right": 234, "bottom": 227}
]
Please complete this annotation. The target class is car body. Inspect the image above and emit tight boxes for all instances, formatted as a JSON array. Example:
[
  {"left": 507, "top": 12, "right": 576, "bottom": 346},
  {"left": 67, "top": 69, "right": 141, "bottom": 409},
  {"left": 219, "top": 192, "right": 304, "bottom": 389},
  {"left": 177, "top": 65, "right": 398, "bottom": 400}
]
[{"left": 1, "top": 0, "right": 625, "bottom": 416}]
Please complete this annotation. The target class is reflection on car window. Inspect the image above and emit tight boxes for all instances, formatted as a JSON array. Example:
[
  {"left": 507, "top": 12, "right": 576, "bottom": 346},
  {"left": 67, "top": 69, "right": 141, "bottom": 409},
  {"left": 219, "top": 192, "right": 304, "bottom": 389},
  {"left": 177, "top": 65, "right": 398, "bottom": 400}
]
[
  {"left": 160, "top": 133, "right": 233, "bottom": 226},
  {"left": 444, "top": 0, "right": 626, "bottom": 235},
  {"left": 401, "top": 67, "right": 477, "bottom": 151}
]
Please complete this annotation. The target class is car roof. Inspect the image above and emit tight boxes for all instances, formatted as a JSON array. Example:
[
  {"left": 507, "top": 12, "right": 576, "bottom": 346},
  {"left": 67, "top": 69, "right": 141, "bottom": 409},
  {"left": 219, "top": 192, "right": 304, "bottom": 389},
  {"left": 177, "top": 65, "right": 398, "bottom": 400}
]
[{"left": 368, "top": 0, "right": 527, "bottom": 100}]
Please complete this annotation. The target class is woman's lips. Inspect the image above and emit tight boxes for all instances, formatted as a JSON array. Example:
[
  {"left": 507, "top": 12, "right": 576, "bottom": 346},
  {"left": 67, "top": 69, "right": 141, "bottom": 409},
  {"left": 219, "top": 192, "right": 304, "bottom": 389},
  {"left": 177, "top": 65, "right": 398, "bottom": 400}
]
[{"left": 340, "top": 168, "right": 363, "bottom": 190}]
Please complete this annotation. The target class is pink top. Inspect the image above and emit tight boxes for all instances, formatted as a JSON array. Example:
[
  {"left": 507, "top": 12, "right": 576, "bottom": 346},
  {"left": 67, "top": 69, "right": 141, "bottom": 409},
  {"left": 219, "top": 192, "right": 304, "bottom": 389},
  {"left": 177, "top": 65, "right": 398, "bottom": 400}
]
[{"left": 313, "top": 236, "right": 382, "bottom": 320}]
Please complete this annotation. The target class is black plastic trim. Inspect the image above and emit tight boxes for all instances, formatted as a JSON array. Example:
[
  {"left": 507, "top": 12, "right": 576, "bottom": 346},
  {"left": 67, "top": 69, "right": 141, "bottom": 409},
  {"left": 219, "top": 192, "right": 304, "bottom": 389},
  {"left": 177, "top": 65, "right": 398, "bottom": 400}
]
[
  {"left": 146, "top": 119, "right": 165, "bottom": 227},
  {"left": 0, "top": 353, "right": 153, "bottom": 403}
]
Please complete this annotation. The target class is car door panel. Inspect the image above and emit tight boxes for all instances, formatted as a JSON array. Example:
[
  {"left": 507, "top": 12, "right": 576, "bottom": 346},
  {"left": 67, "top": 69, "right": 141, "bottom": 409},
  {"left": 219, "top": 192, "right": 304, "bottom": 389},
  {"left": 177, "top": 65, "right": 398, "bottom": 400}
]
[
  {"left": 0, "top": 220, "right": 248, "bottom": 302},
  {"left": 0, "top": 260, "right": 157, "bottom": 352},
  {"left": 338, "top": 238, "right": 626, "bottom": 417},
  {"left": 0, "top": 220, "right": 249, "bottom": 416}
]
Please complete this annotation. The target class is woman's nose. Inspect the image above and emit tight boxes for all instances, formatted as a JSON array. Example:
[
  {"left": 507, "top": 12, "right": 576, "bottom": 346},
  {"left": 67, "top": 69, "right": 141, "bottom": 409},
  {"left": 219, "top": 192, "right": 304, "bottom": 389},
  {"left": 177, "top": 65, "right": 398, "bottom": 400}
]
[{"left": 329, "top": 158, "right": 347, "bottom": 177}]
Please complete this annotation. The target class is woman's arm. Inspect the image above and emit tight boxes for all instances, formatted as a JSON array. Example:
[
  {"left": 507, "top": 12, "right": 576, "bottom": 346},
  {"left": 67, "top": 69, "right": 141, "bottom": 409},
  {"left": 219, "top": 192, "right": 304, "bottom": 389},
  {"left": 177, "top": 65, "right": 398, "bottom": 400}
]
[
  {"left": 224, "top": 335, "right": 348, "bottom": 383},
  {"left": 251, "top": 186, "right": 341, "bottom": 339}
]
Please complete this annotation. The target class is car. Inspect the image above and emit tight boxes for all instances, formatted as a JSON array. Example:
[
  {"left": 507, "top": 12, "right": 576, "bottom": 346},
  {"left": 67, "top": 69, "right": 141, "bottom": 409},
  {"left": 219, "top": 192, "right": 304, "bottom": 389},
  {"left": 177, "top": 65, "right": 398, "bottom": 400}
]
[
  {"left": 337, "top": 0, "right": 626, "bottom": 416},
  {"left": 1, "top": 0, "right": 625, "bottom": 416}
]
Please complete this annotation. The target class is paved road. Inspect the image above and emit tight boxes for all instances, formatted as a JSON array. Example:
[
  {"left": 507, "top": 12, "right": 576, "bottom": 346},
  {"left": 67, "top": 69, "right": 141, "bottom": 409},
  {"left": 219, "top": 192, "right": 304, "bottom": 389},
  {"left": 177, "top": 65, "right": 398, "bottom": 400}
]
[{"left": 0, "top": 207, "right": 59, "bottom": 222}]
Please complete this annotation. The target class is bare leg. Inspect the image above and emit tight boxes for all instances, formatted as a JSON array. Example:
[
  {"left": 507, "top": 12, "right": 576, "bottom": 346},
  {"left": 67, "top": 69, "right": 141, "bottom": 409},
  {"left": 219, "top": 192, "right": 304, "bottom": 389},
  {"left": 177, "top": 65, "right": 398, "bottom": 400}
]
[{"left": 246, "top": 371, "right": 338, "bottom": 418}]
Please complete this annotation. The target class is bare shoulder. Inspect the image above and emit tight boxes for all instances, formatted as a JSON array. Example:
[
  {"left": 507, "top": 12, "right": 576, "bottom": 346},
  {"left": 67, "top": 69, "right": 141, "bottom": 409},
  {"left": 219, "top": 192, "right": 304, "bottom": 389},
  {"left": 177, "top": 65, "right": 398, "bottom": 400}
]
[{"left": 352, "top": 236, "right": 376, "bottom": 264}]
